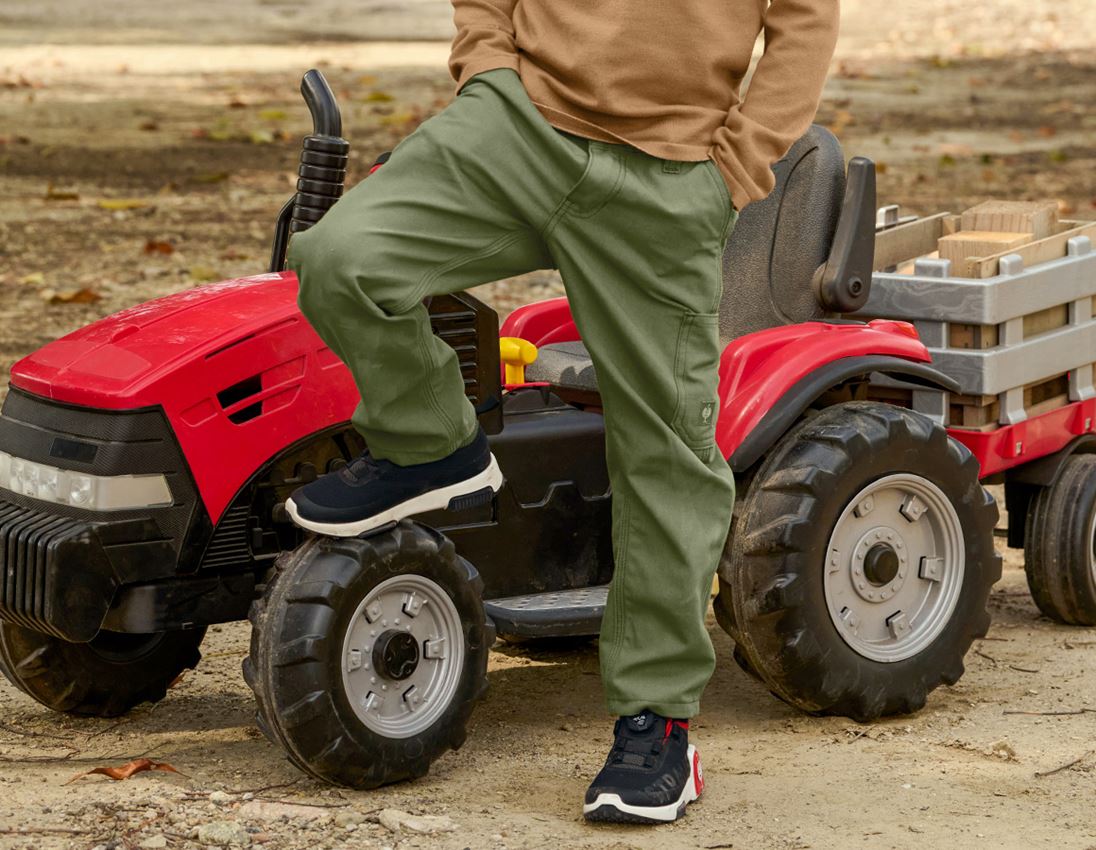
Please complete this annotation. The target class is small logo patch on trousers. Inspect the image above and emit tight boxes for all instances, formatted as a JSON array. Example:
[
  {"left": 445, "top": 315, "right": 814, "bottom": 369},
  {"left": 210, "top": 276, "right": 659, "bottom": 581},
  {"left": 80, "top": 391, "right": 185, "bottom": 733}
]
[{"left": 699, "top": 402, "right": 715, "bottom": 424}]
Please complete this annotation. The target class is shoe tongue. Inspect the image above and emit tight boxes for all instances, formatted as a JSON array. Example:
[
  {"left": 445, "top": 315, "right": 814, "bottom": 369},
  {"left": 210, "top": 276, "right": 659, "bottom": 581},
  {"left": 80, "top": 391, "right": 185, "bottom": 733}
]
[{"left": 624, "top": 710, "right": 659, "bottom": 734}]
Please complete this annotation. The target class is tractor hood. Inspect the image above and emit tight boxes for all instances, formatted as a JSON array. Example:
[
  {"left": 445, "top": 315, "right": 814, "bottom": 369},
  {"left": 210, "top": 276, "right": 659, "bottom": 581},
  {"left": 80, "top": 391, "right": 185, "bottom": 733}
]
[
  {"left": 7, "top": 271, "right": 360, "bottom": 522},
  {"left": 12, "top": 273, "right": 304, "bottom": 409}
]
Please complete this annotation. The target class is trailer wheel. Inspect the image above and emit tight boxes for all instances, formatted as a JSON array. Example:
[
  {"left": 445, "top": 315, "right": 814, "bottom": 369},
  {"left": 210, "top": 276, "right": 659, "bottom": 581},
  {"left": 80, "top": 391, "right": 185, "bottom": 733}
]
[
  {"left": 244, "top": 520, "right": 490, "bottom": 788},
  {"left": 0, "top": 623, "right": 204, "bottom": 717},
  {"left": 1024, "top": 454, "right": 1096, "bottom": 625},
  {"left": 717, "top": 402, "right": 1000, "bottom": 721}
]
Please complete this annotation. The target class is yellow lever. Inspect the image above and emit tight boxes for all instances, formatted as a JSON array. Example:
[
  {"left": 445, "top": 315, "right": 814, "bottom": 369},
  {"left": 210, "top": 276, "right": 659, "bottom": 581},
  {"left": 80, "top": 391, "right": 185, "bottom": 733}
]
[{"left": 499, "top": 337, "right": 538, "bottom": 384}]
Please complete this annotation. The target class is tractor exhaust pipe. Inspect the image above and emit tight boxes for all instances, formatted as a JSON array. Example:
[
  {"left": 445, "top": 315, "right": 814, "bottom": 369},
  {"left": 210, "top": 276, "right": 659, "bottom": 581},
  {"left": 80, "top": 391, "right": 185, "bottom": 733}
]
[{"left": 269, "top": 69, "right": 351, "bottom": 272}]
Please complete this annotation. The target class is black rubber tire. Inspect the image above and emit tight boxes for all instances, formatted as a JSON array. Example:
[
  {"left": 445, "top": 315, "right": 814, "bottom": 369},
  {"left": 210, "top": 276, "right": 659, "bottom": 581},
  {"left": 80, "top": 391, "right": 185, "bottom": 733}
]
[
  {"left": 244, "top": 520, "right": 491, "bottom": 789},
  {"left": 0, "top": 622, "right": 204, "bottom": 717},
  {"left": 716, "top": 402, "right": 1000, "bottom": 722},
  {"left": 1024, "top": 454, "right": 1096, "bottom": 625}
]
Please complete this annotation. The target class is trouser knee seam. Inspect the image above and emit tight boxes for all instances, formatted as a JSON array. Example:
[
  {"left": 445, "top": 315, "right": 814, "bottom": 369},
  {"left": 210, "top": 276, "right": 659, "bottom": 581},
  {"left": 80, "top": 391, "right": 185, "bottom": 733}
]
[
  {"left": 415, "top": 318, "right": 464, "bottom": 445},
  {"left": 389, "top": 230, "right": 529, "bottom": 314}
]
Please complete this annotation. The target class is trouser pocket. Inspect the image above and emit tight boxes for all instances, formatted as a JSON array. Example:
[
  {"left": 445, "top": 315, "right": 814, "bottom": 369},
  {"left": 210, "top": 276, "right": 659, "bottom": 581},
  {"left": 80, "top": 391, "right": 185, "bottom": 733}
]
[
  {"left": 671, "top": 311, "right": 722, "bottom": 462},
  {"left": 702, "top": 159, "right": 738, "bottom": 247}
]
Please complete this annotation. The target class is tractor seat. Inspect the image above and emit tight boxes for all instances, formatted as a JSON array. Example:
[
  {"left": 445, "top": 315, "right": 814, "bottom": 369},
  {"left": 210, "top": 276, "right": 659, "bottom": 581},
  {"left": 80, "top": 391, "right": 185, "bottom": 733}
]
[{"left": 524, "top": 125, "right": 847, "bottom": 390}]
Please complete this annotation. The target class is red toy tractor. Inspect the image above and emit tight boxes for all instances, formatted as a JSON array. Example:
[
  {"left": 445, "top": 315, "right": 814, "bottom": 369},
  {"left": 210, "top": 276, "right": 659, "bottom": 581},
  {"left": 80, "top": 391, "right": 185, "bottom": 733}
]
[{"left": 0, "top": 72, "right": 1002, "bottom": 787}]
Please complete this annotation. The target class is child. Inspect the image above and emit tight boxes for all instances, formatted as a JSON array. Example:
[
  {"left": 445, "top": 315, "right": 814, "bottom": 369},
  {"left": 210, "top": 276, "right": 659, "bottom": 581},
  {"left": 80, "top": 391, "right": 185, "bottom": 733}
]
[{"left": 286, "top": 0, "right": 838, "bottom": 823}]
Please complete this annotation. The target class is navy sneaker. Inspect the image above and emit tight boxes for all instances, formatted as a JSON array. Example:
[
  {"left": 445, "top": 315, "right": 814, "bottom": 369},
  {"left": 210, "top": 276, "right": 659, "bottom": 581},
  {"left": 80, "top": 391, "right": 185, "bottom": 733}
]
[
  {"left": 285, "top": 425, "right": 503, "bottom": 537},
  {"left": 583, "top": 709, "right": 703, "bottom": 824}
]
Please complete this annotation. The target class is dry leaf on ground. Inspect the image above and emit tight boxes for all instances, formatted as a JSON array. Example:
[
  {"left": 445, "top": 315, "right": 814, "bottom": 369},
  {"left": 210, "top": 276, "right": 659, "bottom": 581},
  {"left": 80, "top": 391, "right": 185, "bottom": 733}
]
[{"left": 67, "top": 758, "right": 180, "bottom": 784}]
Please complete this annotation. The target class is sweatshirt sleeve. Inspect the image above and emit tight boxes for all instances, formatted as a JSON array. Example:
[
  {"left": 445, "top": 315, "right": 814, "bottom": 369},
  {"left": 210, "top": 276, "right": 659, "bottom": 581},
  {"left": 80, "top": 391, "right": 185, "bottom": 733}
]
[
  {"left": 709, "top": 0, "right": 840, "bottom": 212},
  {"left": 449, "top": 0, "right": 521, "bottom": 91}
]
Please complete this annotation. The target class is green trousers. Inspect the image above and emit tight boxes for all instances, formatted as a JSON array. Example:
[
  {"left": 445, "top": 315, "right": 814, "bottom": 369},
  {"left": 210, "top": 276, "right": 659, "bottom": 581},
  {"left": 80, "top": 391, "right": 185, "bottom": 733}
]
[{"left": 287, "top": 68, "right": 737, "bottom": 718}]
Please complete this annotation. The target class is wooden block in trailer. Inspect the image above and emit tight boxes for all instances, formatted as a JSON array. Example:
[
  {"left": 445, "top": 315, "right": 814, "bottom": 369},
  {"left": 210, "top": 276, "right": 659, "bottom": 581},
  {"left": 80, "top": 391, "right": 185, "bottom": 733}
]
[
  {"left": 937, "top": 231, "right": 1033, "bottom": 277},
  {"left": 959, "top": 200, "right": 1059, "bottom": 239}
]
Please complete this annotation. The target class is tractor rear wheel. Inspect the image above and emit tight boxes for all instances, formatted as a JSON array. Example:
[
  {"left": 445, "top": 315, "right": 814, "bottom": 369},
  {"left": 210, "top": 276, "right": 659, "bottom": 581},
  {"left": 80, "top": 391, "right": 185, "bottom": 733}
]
[
  {"left": 0, "top": 623, "right": 204, "bottom": 717},
  {"left": 244, "top": 520, "right": 491, "bottom": 788},
  {"left": 716, "top": 402, "right": 1000, "bottom": 721},
  {"left": 1024, "top": 454, "right": 1096, "bottom": 625}
]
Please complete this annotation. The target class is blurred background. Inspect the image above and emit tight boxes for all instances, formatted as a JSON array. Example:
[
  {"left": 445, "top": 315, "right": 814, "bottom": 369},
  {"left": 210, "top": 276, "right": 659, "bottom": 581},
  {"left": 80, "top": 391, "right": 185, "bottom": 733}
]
[
  {"left": 0, "top": 0, "right": 1092, "bottom": 397},
  {"left": 0, "top": 5, "right": 1094, "bottom": 848}
]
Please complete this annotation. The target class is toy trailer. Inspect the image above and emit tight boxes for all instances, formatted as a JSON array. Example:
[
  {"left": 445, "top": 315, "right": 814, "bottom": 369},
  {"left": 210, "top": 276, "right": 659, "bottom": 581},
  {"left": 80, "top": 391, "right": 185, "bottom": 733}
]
[{"left": 864, "top": 205, "right": 1096, "bottom": 623}]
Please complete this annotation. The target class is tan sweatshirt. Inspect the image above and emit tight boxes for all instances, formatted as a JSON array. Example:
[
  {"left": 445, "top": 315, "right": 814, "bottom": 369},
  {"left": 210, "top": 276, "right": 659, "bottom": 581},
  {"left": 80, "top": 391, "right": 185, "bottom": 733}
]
[{"left": 449, "top": 0, "right": 839, "bottom": 213}]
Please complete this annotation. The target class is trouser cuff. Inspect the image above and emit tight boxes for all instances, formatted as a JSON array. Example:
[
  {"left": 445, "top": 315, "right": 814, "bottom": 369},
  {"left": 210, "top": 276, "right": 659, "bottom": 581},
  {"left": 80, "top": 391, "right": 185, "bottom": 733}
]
[{"left": 605, "top": 697, "right": 701, "bottom": 720}]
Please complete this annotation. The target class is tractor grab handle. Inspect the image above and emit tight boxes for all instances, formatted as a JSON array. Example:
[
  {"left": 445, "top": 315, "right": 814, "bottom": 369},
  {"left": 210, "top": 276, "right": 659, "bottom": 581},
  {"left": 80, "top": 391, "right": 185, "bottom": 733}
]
[
  {"left": 301, "top": 69, "right": 343, "bottom": 138},
  {"left": 813, "top": 156, "right": 876, "bottom": 314},
  {"left": 269, "top": 69, "right": 351, "bottom": 272}
]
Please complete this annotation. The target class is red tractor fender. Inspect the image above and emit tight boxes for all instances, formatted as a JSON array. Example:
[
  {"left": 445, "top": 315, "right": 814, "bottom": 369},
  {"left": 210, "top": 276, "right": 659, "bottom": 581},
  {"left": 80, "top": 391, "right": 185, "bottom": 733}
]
[
  {"left": 716, "top": 320, "right": 956, "bottom": 469},
  {"left": 10, "top": 272, "right": 359, "bottom": 523}
]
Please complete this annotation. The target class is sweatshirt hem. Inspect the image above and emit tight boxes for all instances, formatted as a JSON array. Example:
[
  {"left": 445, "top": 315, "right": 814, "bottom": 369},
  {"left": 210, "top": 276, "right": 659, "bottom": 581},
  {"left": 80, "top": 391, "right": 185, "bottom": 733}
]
[
  {"left": 531, "top": 100, "right": 712, "bottom": 162},
  {"left": 456, "top": 55, "right": 521, "bottom": 92}
]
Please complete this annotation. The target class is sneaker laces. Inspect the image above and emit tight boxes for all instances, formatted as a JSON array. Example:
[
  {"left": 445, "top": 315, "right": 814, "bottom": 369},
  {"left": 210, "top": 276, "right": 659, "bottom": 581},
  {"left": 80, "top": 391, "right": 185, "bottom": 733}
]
[
  {"left": 608, "top": 712, "right": 686, "bottom": 769},
  {"left": 339, "top": 450, "right": 383, "bottom": 483}
]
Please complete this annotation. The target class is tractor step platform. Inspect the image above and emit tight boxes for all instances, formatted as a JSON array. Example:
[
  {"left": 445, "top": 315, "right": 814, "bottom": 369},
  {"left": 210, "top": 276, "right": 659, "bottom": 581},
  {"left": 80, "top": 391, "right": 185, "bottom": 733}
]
[{"left": 484, "top": 585, "right": 608, "bottom": 639}]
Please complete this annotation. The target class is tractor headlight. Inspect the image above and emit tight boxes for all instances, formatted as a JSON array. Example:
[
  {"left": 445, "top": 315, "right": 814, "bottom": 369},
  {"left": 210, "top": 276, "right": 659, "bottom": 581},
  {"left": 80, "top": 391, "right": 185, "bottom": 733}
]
[{"left": 0, "top": 451, "right": 172, "bottom": 511}]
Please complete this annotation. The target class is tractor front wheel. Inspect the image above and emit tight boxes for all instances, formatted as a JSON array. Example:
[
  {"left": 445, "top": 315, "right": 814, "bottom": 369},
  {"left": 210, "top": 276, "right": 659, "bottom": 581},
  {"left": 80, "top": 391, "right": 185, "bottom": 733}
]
[
  {"left": 0, "top": 623, "right": 205, "bottom": 717},
  {"left": 244, "top": 521, "right": 491, "bottom": 788},
  {"left": 716, "top": 402, "right": 1000, "bottom": 721}
]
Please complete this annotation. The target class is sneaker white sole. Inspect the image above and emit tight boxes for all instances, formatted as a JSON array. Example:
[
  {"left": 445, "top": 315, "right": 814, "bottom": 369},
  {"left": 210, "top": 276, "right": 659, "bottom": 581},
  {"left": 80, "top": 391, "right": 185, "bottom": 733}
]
[
  {"left": 583, "top": 744, "right": 704, "bottom": 824},
  {"left": 285, "top": 453, "right": 504, "bottom": 538}
]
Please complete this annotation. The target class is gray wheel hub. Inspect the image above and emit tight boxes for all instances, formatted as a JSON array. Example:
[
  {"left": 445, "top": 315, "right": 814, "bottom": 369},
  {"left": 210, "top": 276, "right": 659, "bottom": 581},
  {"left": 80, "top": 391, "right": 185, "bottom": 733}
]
[
  {"left": 341, "top": 574, "right": 465, "bottom": 738},
  {"left": 824, "top": 473, "right": 965, "bottom": 663}
]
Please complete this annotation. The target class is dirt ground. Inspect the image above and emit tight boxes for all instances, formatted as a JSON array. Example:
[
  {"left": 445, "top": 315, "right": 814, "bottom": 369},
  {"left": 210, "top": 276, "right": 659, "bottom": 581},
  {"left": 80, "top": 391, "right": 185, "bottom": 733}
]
[{"left": 1, "top": 2, "right": 1096, "bottom": 849}]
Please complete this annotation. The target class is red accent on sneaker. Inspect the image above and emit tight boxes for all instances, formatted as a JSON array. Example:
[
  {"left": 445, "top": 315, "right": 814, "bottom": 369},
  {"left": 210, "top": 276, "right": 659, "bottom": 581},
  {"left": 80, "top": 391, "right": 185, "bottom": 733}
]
[
  {"left": 693, "top": 749, "right": 705, "bottom": 796},
  {"left": 663, "top": 718, "right": 690, "bottom": 738}
]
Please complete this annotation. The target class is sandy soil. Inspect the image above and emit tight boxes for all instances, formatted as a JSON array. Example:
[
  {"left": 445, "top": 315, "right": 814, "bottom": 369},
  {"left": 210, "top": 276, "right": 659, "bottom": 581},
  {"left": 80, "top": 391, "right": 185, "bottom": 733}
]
[
  {"left": 4, "top": 542, "right": 1096, "bottom": 850},
  {"left": 1, "top": 3, "right": 1095, "bottom": 849}
]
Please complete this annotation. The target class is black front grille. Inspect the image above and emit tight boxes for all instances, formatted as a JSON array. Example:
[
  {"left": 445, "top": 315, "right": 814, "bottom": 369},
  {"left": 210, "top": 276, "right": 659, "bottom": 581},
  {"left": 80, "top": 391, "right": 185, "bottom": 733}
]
[
  {"left": 200, "top": 503, "right": 252, "bottom": 570},
  {"left": 0, "top": 499, "right": 110, "bottom": 640}
]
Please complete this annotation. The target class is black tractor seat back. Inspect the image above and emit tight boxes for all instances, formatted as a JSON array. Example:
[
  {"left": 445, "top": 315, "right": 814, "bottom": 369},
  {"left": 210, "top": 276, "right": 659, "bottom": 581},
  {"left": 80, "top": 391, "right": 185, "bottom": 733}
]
[{"left": 718, "top": 124, "right": 846, "bottom": 343}]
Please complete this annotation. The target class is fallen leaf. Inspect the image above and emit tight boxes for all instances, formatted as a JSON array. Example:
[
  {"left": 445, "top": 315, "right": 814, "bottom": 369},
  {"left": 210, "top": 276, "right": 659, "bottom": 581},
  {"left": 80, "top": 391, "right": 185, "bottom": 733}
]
[
  {"left": 362, "top": 90, "right": 394, "bottom": 103},
  {"left": 143, "top": 240, "right": 175, "bottom": 256},
  {"left": 1037, "top": 125, "right": 1057, "bottom": 138},
  {"left": 228, "top": 97, "right": 248, "bottom": 109},
  {"left": 44, "top": 182, "right": 79, "bottom": 201},
  {"left": 97, "top": 198, "right": 149, "bottom": 211},
  {"left": 248, "top": 128, "right": 274, "bottom": 145},
  {"left": 259, "top": 108, "right": 288, "bottom": 122},
  {"left": 379, "top": 111, "right": 415, "bottom": 127},
  {"left": 188, "top": 265, "right": 221, "bottom": 283},
  {"left": 43, "top": 287, "right": 101, "bottom": 305},
  {"left": 67, "top": 758, "right": 180, "bottom": 784},
  {"left": 20, "top": 272, "right": 44, "bottom": 286},
  {"left": 194, "top": 171, "right": 230, "bottom": 184},
  {"left": 138, "top": 119, "right": 159, "bottom": 131}
]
